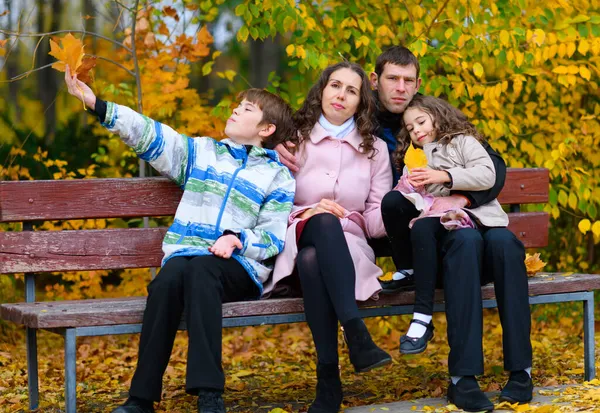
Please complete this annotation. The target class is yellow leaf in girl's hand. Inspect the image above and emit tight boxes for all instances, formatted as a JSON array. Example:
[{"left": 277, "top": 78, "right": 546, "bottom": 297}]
[
  {"left": 525, "top": 253, "right": 546, "bottom": 275},
  {"left": 49, "top": 33, "right": 84, "bottom": 75},
  {"left": 404, "top": 144, "right": 428, "bottom": 171}
]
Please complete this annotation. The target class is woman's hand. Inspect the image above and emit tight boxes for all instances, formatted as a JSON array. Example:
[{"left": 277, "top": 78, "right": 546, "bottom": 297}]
[
  {"left": 65, "top": 65, "right": 97, "bottom": 110},
  {"left": 299, "top": 198, "right": 346, "bottom": 220},
  {"left": 208, "top": 235, "right": 243, "bottom": 259},
  {"left": 408, "top": 168, "right": 451, "bottom": 187}
]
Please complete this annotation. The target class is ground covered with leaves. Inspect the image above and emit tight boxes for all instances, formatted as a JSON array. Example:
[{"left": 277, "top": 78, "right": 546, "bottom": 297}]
[{"left": 1, "top": 305, "right": 599, "bottom": 413}]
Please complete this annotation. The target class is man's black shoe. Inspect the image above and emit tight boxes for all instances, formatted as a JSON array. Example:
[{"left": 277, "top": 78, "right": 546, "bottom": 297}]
[
  {"left": 198, "top": 389, "right": 225, "bottom": 413},
  {"left": 379, "top": 270, "right": 415, "bottom": 294},
  {"left": 447, "top": 376, "right": 494, "bottom": 412},
  {"left": 499, "top": 370, "right": 533, "bottom": 403},
  {"left": 111, "top": 397, "right": 155, "bottom": 413}
]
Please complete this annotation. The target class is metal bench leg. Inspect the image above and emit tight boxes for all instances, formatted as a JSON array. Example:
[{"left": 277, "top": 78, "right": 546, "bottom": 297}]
[
  {"left": 583, "top": 291, "right": 596, "bottom": 381},
  {"left": 64, "top": 329, "right": 77, "bottom": 413},
  {"left": 26, "top": 327, "right": 39, "bottom": 411}
]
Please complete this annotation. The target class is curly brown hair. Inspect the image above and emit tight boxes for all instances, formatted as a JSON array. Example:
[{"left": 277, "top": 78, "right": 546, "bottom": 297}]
[
  {"left": 393, "top": 94, "right": 485, "bottom": 171},
  {"left": 292, "top": 62, "right": 378, "bottom": 158}
]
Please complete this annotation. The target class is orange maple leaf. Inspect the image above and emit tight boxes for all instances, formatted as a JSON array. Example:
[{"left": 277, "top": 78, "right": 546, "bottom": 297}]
[
  {"left": 525, "top": 253, "right": 546, "bottom": 276},
  {"left": 49, "top": 33, "right": 84, "bottom": 73},
  {"left": 48, "top": 33, "right": 96, "bottom": 84}
]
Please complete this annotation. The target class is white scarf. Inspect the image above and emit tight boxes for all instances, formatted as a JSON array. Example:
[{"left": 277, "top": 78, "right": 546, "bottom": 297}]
[{"left": 318, "top": 114, "right": 356, "bottom": 139}]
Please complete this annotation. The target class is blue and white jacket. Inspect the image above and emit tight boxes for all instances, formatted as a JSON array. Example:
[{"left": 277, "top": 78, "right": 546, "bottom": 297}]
[{"left": 102, "top": 102, "right": 296, "bottom": 294}]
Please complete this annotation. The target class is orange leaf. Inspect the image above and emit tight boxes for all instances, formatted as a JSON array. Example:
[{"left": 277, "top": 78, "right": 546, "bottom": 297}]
[
  {"left": 0, "top": 39, "right": 7, "bottom": 48},
  {"left": 163, "top": 6, "right": 180, "bottom": 21},
  {"left": 158, "top": 22, "right": 169, "bottom": 36},
  {"left": 48, "top": 33, "right": 84, "bottom": 74},
  {"left": 525, "top": 253, "right": 546, "bottom": 275},
  {"left": 0, "top": 10, "right": 8, "bottom": 17},
  {"left": 197, "top": 26, "right": 214, "bottom": 46}
]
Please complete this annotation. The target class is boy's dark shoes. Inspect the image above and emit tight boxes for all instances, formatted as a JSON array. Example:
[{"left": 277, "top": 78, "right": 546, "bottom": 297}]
[
  {"left": 110, "top": 397, "right": 155, "bottom": 413},
  {"left": 308, "top": 363, "right": 343, "bottom": 413},
  {"left": 198, "top": 389, "right": 225, "bottom": 413},
  {"left": 447, "top": 376, "right": 494, "bottom": 412},
  {"left": 499, "top": 370, "right": 533, "bottom": 403},
  {"left": 342, "top": 318, "right": 392, "bottom": 373},
  {"left": 379, "top": 271, "right": 415, "bottom": 294},
  {"left": 399, "top": 319, "right": 434, "bottom": 354}
]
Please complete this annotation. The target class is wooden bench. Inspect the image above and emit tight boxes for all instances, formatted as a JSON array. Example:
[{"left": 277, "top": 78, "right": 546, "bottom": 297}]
[{"left": 1, "top": 168, "right": 598, "bottom": 413}]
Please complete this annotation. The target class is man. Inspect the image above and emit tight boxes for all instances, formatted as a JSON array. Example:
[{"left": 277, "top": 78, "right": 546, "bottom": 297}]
[{"left": 276, "top": 46, "right": 533, "bottom": 412}]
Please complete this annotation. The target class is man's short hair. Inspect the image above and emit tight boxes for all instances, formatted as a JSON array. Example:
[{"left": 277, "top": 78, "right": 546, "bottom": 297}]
[
  {"left": 375, "top": 46, "right": 420, "bottom": 78},
  {"left": 237, "top": 89, "right": 295, "bottom": 150}
]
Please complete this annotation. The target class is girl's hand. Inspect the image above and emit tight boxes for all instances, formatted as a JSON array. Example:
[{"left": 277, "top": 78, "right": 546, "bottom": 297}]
[
  {"left": 208, "top": 235, "right": 243, "bottom": 259},
  {"left": 65, "top": 65, "right": 97, "bottom": 110},
  {"left": 300, "top": 198, "right": 346, "bottom": 220},
  {"left": 408, "top": 168, "right": 451, "bottom": 187}
]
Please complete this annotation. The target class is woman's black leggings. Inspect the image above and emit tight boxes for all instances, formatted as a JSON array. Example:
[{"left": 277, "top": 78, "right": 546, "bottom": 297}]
[{"left": 296, "top": 213, "right": 360, "bottom": 364}]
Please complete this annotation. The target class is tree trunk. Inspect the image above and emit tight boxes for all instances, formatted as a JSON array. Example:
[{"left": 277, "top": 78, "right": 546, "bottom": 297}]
[
  {"left": 5, "top": 0, "right": 19, "bottom": 123},
  {"left": 249, "top": 37, "right": 282, "bottom": 88},
  {"left": 36, "top": 0, "right": 62, "bottom": 146}
]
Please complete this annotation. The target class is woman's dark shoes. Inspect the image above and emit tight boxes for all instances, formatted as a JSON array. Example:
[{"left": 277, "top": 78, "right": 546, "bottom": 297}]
[
  {"left": 197, "top": 389, "right": 225, "bottom": 413},
  {"left": 447, "top": 376, "right": 494, "bottom": 412},
  {"left": 499, "top": 370, "right": 533, "bottom": 403},
  {"left": 342, "top": 318, "right": 392, "bottom": 373},
  {"left": 399, "top": 319, "right": 435, "bottom": 354},
  {"left": 308, "top": 363, "right": 343, "bottom": 413},
  {"left": 110, "top": 397, "right": 155, "bottom": 413}
]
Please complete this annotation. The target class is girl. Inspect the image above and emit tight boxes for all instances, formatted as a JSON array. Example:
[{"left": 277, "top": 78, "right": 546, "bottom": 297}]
[
  {"left": 264, "top": 62, "right": 393, "bottom": 413},
  {"left": 392, "top": 94, "right": 508, "bottom": 355}
]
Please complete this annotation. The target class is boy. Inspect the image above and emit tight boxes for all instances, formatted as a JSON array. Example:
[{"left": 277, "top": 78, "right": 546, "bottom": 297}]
[{"left": 64, "top": 66, "right": 296, "bottom": 413}]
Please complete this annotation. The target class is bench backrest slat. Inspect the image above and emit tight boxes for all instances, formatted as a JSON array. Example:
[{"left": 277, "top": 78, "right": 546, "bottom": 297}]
[
  {"left": 0, "top": 169, "right": 548, "bottom": 223},
  {"left": 0, "top": 212, "right": 548, "bottom": 274}
]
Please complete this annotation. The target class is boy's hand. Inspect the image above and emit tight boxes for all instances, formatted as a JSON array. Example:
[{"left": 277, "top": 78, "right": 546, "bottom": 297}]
[
  {"left": 299, "top": 198, "right": 346, "bottom": 220},
  {"left": 209, "top": 235, "right": 243, "bottom": 259},
  {"left": 275, "top": 142, "right": 299, "bottom": 173},
  {"left": 65, "top": 65, "right": 97, "bottom": 110},
  {"left": 408, "top": 168, "right": 451, "bottom": 187}
]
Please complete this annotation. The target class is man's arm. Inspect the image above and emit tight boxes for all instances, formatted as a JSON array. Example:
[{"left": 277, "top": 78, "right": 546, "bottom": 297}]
[{"left": 450, "top": 142, "right": 506, "bottom": 209}]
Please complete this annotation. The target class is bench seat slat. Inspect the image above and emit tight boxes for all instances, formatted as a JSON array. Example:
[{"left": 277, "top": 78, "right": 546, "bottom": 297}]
[
  {"left": 2, "top": 273, "right": 598, "bottom": 329},
  {"left": 0, "top": 169, "right": 548, "bottom": 223},
  {"left": 0, "top": 212, "right": 549, "bottom": 274}
]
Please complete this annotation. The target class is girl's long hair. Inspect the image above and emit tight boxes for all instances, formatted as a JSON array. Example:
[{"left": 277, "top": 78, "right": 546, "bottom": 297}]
[
  {"left": 292, "top": 62, "right": 378, "bottom": 158},
  {"left": 394, "top": 94, "right": 485, "bottom": 170}
]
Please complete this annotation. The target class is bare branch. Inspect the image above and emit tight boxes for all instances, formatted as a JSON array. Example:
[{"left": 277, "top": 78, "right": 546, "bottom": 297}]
[
  {"left": 0, "top": 29, "right": 132, "bottom": 53},
  {"left": 418, "top": 0, "right": 451, "bottom": 40},
  {"left": 94, "top": 55, "right": 135, "bottom": 77},
  {"left": 0, "top": 62, "right": 54, "bottom": 83},
  {"left": 401, "top": 1, "right": 414, "bottom": 24}
]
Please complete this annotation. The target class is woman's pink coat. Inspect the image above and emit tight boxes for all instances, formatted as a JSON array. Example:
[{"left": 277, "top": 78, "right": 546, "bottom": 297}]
[{"left": 263, "top": 122, "right": 393, "bottom": 301}]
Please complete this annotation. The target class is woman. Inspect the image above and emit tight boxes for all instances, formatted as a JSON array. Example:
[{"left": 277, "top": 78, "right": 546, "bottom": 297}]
[{"left": 264, "top": 62, "right": 393, "bottom": 413}]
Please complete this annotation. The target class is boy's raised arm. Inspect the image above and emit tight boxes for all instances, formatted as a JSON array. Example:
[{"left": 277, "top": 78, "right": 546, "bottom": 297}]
[
  {"left": 232, "top": 168, "right": 296, "bottom": 262},
  {"left": 65, "top": 66, "right": 195, "bottom": 187}
]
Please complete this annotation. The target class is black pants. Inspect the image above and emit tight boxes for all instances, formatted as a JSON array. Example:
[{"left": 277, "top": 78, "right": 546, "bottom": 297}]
[
  {"left": 410, "top": 217, "right": 448, "bottom": 315},
  {"left": 129, "top": 255, "right": 259, "bottom": 402},
  {"left": 296, "top": 213, "right": 360, "bottom": 365},
  {"left": 381, "top": 191, "right": 532, "bottom": 376}
]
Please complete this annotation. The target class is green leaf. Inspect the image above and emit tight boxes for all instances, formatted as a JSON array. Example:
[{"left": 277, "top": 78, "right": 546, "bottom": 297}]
[
  {"left": 568, "top": 192, "right": 578, "bottom": 210},
  {"left": 249, "top": 4, "right": 260, "bottom": 18},
  {"left": 558, "top": 190, "right": 568, "bottom": 207},
  {"left": 202, "top": 61, "right": 214, "bottom": 76},
  {"left": 238, "top": 25, "right": 249, "bottom": 42},
  {"left": 549, "top": 188, "right": 558, "bottom": 205},
  {"left": 588, "top": 203, "right": 598, "bottom": 220},
  {"left": 234, "top": 4, "right": 246, "bottom": 17}
]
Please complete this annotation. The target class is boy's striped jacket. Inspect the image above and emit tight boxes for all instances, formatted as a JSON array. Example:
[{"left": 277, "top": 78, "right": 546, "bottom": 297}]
[{"left": 102, "top": 102, "right": 296, "bottom": 294}]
